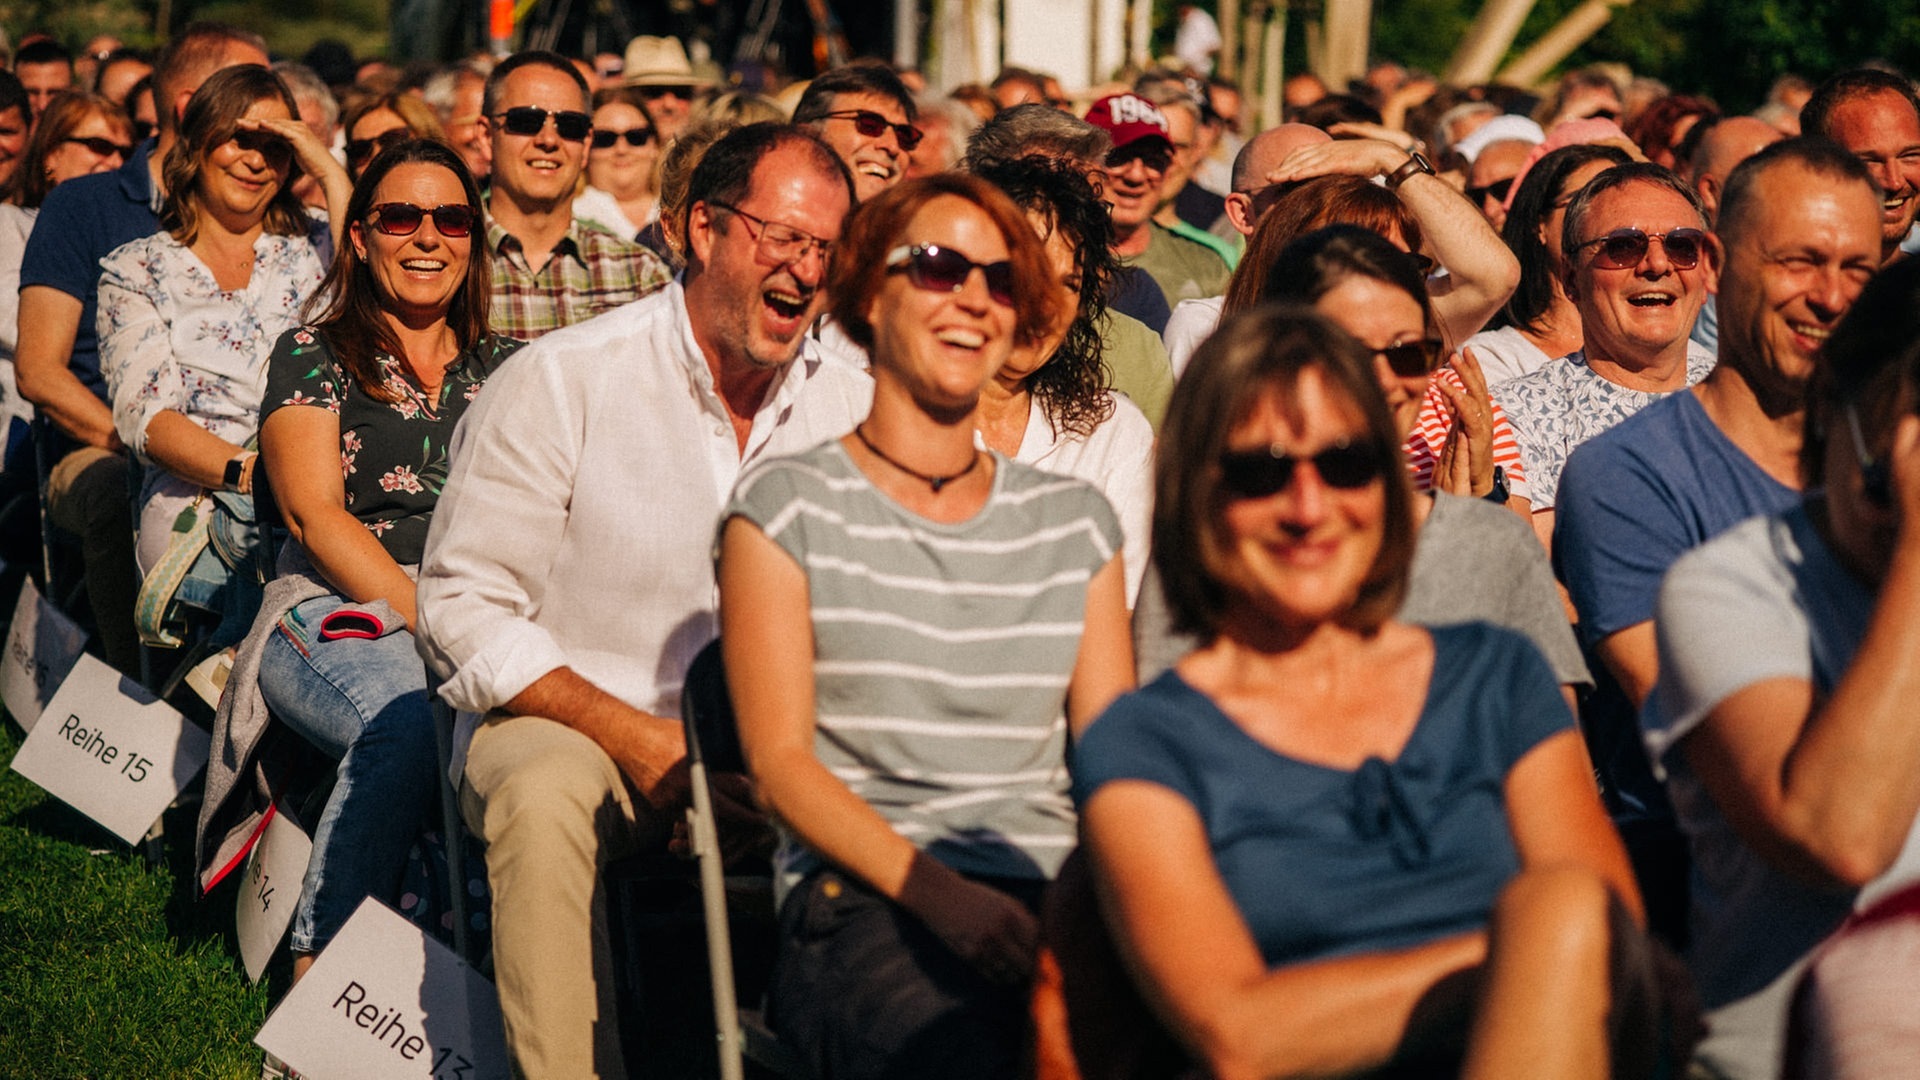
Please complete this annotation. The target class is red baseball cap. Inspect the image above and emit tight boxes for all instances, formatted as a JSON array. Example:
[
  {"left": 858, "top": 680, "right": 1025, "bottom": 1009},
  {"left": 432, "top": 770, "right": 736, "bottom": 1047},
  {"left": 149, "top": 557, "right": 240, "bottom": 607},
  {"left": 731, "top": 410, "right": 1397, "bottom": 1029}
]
[{"left": 1084, "top": 94, "right": 1173, "bottom": 153}]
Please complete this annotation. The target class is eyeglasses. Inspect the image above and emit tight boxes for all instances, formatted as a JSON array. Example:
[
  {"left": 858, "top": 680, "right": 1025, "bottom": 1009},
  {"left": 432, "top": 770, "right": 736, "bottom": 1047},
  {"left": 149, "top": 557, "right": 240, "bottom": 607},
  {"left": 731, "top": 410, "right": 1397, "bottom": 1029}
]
[
  {"left": 493, "top": 106, "right": 592, "bottom": 141},
  {"left": 591, "top": 127, "right": 655, "bottom": 149},
  {"left": 710, "top": 202, "right": 834, "bottom": 264},
  {"left": 1466, "top": 176, "right": 1515, "bottom": 206},
  {"left": 1374, "top": 337, "right": 1446, "bottom": 378},
  {"left": 1219, "top": 437, "right": 1387, "bottom": 499},
  {"left": 1105, "top": 142, "right": 1174, "bottom": 174},
  {"left": 367, "top": 202, "right": 479, "bottom": 238},
  {"left": 64, "top": 135, "right": 132, "bottom": 158},
  {"left": 1575, "top": 227, "right": 1709, "bottom": 270},
  {"left": 885, "top": 243, "right": 1015, "bottom": 307},
  {"left": 347, "top": 128, "right": 411, "bottom": 166},
  {"left": 1845, "top": 402, "right": 1894, "bottom": 508},
  {"left": 821, "top": 109, "right": 923, "bottom": 151}
]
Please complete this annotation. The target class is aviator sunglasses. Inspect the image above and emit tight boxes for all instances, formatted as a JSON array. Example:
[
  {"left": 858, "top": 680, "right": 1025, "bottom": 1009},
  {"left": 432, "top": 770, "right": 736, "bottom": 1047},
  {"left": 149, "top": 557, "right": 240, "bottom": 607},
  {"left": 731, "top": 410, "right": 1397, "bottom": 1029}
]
[
  {"left": 885, "top": 244, "right": 1015, "bottom": 307},
  {"left": 1219, "top": 437, "right": 1387, "bottom": 499},
  {"left": 591, "top": 127, "right": 655, "bottom": 149},
  {"left": 367, "top": 202, "right": 479, "bottom": 238},
  {"left": 493, "top": 106, "right": 592, "bottom": 141},
  {"left": 1575, "top": 227, "right": 1708, "bottom": 271},
  {"left": 822, "top": 109, "right": 924, "bottom": 151}
]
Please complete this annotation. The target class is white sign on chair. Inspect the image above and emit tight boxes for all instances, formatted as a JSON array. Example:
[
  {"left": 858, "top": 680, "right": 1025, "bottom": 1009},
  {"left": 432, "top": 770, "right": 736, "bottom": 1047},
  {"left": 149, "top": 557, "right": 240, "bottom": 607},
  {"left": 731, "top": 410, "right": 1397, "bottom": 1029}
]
[
  {"left": 1, "top": 578, "right": 88, "bottom": 731},
  {"left": 236, "top": 804, "right": 314, "bottom": 983}
]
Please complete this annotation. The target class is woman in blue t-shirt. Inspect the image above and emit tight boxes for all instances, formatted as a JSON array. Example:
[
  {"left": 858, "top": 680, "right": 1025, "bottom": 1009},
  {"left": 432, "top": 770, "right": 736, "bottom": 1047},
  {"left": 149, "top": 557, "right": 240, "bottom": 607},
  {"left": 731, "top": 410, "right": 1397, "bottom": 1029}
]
[{"left": 1071, "top": 304, "right": 1679, "bottom": 1079}]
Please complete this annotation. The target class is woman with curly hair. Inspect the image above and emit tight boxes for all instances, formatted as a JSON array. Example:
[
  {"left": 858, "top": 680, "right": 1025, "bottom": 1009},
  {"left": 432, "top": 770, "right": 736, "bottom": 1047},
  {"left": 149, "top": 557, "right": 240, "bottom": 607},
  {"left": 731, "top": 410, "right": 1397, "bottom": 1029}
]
[{"left": 971, "top": 156, "right": 1155, "bottom": 605}]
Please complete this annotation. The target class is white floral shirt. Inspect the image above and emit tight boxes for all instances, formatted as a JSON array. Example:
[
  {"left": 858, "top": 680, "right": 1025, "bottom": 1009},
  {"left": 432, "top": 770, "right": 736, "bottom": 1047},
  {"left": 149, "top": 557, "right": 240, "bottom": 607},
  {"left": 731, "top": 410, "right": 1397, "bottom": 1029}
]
[{"left": 97, "top": 218, "right": 330, "bottom": 462}]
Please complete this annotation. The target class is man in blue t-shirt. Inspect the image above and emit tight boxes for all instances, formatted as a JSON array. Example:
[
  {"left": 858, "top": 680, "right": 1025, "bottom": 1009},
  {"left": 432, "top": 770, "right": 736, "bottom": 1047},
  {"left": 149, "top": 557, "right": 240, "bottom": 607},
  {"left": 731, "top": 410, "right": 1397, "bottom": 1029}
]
[
  {"left": 1554, "top": 140, "right": 1883, "bottom": 935},
  {"left": 14, "top": 24, "right": 266, "bottom": 675}
]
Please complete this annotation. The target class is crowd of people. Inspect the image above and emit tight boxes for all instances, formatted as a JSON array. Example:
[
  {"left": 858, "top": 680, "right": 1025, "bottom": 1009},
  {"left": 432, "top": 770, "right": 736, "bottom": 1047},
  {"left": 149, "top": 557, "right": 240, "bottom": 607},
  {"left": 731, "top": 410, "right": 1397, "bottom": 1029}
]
[{"left": 6, "top": 17, "right": 1920, "bottom": 1080}]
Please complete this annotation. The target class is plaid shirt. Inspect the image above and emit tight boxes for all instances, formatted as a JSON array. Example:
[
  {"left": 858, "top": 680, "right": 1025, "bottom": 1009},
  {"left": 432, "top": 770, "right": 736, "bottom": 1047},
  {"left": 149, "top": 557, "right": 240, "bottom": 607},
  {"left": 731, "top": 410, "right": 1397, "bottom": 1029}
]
[{"left": 485, "top": 214, "right": 670, "bottom": 341}]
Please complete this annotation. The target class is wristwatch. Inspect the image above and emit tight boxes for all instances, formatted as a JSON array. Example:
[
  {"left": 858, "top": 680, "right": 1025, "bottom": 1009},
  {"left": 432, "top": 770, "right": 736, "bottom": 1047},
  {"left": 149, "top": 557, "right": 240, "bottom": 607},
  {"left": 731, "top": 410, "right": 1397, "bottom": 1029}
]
[
  {"left": 223, "top": 452, "right": 255, "bottom": 494},
  {"left": 1384, "top": 150, "right": 1435, "bottom": 190},
  {"left": 1482, "top": 464, "right": 1510, "bottom": 504}
]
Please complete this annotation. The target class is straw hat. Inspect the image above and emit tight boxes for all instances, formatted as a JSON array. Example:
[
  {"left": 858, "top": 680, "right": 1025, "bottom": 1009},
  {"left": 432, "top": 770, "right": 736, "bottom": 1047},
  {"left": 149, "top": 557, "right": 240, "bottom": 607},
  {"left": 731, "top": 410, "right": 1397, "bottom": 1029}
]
[{"left": 621, "top": 36, "right": 715, "bottom": 89}]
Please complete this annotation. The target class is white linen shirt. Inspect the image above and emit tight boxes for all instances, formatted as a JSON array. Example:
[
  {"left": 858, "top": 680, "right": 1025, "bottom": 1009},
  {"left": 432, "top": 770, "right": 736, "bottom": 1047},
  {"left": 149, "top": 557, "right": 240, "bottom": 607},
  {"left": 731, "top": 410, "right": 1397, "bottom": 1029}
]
[{"left": 416, "top": 280, "right": 871, "bottom": 779}]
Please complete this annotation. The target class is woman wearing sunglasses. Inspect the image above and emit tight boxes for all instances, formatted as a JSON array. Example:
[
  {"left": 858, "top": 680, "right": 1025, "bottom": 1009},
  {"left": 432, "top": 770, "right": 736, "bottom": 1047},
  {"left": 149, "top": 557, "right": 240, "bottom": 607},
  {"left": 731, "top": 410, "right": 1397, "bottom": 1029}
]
[
  {"left": 1074, "top": 303, "right": 1684, "bottom": 1080},
  {"left": 573, "top": 87, "right": 659, "bottom": 242},
  {"left": 1645, "top": 259, "right": 1920, "bottom": 1080},
  {"left": 100, "top": 65, "right": 350, "bottom": 580},
  {"left": 203, "top": 138, "right": 516, "bottom": 984},
  {"left": 717, "top": 174, "right": 1134, "bottom": 1079},
  {"left": 339, "top": 92, "right": 444, "bottom": 181}
]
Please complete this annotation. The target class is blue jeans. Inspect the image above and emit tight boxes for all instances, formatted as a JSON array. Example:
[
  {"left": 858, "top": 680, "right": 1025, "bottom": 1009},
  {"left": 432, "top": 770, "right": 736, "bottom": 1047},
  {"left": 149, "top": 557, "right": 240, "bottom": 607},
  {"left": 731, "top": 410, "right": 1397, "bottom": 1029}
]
[{"left": 258, "top": 593, "right": 438, "bottom": 953}]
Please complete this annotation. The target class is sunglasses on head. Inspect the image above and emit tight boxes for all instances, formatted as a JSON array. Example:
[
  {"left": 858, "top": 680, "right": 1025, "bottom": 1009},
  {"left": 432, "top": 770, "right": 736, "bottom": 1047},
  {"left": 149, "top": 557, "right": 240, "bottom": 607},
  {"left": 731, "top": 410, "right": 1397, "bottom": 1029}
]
[
  {"left": 1219, "top": 438, "right": 1386, "bottom": 499},
  {"left": 347, "top": 128, "right": 410, "bottom": 165},
  {"left": 494, "top": 106, "right": 592, "bottom": 141},
  {"left": 367, "top": 202, "right": 479, "bottom": 238},
  {"left": 1466, "top": 176, "right": 1515, "bottom": 206},
  {"left": 822, "top": 109, "right": 924, "bottom": 151},
  {"left": 1375, "top": 337, "right": 1446, "bottom": 379},
  {"left": 591, "top": 127, "right": 655, "bottom": 149},
  {"left": 1105, "top": 142, "right": 1174, "bottom": 174},
  {"left": 65, "top": 135, "right": 132, "bottom": 157},
  {"left": 885, "top": 243, "right": 1015, "bottom": 307},
  {"left": 1575, "top": 227, "right": 1708, "bottom": 270}
]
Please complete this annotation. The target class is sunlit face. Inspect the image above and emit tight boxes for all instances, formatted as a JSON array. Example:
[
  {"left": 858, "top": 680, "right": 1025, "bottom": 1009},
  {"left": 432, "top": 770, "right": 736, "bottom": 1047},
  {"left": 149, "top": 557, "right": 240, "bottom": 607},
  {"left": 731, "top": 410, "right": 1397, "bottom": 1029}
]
[
  {"left": 867, "top": 195, "right": 1017, "bottom": 415},
  {"left": 1567, "top": 181, "right": 1717, "bottom": 367},
  {"left": 1217, "top": 371, "right": 1386, "bottom": 631},
  {"left": 813, "top": 91, "right": 912, "bottom": 202},
  {"left": 637, "top": 83, "right": 695, "bottom": 141},
  {"left": 446, "top": 74, "right": 490, "bottom": 181},
  {"left": 485, "top": 64, "right": 590, "bottom": 208},
  {"left": 1102, "top": 139, "right": 1171, "bottom": 230},
  {"left": 586, "top": 101, "right": 657, "bottom": 198},
  {"left": 1717, "top": 163, "right": 1881, "bottom": 402},
  {"left": 0, "top": 106, "right": 31, "bottom": 189},
  {"left": 998, "top": 211, "right": 1081, "bottom": 387},
  {"left": 1314, "top": 274, "right": 1430, "bottom": 439},
  {"left": 42, "top": 109, "right": 133, "bottom": 187},
  {"left": 347, "top": 108, "right": 411, "bottom": 179},
  {"left": 350, "top": 163, "right": 474, "bottom": 326},
  {"left": 1823, "top": 90, "right": 1920, "bottom": 256},
  {"left": 17, "top": 60, "right": 73, "bottom": 120},
  {"left": 199, "top": 97, "right": 296, "bottom": 226},
  {"left": 1160, "top": 106, "right": 1198, "bottom": 206}
]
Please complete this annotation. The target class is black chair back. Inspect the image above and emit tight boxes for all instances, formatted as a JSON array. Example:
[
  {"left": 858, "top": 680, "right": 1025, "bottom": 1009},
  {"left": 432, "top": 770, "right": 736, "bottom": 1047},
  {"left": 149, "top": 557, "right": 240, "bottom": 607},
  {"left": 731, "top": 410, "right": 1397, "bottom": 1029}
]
[{"left": 681, "top": 639, "right": 744, "bottom": 773}]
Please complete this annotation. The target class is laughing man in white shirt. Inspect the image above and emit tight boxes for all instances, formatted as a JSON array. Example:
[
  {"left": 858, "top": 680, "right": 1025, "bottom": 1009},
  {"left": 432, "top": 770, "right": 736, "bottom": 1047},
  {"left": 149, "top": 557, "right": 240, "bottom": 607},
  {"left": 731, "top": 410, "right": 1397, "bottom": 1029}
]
[{"left": 416, "top": 123, "right": 867, "bottom": 1080}]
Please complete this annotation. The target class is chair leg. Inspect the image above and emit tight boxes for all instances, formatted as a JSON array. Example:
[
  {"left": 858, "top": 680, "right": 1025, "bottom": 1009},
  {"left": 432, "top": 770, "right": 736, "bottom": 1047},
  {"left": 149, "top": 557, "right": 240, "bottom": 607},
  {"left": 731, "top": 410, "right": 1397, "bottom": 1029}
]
[
  {"left": 689, "top": 759, "right": 745, "bottom": 1080},
  {"left": 432, "top": 696, "right": 472, "bottom": 964}
]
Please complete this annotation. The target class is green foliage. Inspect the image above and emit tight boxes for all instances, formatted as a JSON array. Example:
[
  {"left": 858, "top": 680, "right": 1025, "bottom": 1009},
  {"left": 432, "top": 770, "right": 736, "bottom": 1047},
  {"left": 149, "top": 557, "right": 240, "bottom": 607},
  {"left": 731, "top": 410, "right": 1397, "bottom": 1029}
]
[
  {"left": 0, "top": 0, "right": 388, "bottom": 61},
  {"left": 0, "top": 726, "right": 273, "bottom": 1078}
]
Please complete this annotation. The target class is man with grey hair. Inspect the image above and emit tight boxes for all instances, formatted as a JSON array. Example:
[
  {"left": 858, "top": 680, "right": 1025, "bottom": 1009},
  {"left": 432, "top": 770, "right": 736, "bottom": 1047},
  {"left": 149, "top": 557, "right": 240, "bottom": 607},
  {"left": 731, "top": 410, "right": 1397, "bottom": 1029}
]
[
  {"left": 960, "top": 101, "right": 1110, "bottom": 172},
  {"left": 423, "top": 60, "right": 491, "bottom": 183},
  {"left": 905, "top": 94, "right": 978, "bottom": 179}
]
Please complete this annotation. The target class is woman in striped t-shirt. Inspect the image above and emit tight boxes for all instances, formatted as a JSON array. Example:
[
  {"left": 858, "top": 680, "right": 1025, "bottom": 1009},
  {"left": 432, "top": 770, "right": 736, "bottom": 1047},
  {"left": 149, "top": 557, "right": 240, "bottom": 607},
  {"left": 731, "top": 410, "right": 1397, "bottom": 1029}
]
[{"left": 717, "top": 173, "right": 1134, "bottom": 1079}]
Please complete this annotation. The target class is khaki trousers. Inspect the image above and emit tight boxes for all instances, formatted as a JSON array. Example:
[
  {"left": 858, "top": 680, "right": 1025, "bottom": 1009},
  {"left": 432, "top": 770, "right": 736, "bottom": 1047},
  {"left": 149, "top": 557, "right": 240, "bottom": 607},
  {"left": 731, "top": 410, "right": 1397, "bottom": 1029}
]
[{"left": 459, "top": 713, "right": 662, "bottom": 1080}]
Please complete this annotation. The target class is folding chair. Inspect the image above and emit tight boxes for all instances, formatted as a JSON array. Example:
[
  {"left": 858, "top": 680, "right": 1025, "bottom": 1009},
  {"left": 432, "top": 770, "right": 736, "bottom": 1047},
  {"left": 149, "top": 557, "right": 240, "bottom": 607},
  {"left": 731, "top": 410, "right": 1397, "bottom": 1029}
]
[{"left": 680, "top": 639, "right": 809, "bottom": 1080}]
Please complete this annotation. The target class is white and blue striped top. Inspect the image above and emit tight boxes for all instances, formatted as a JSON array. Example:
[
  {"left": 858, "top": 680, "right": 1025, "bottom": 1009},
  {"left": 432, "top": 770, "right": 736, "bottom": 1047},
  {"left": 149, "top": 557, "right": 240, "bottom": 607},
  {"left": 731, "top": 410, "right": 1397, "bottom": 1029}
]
[{"left": 726, "top": 438, "right": 1123, "bottom": 891}]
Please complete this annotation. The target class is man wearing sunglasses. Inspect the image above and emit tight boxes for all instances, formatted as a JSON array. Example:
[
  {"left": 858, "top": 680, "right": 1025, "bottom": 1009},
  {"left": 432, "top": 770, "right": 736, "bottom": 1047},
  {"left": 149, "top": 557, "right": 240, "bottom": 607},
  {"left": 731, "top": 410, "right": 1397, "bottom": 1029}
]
[
  {"left": 792, "top": 62, "right": 919, "bottom": 204},
  {"left": 14, "top": 22, "right": 267, "bottom": 679},
  {"left": 480, "top": 51, "right": 668, "bottom": 341},
  {"left": 417, "top": 123, "right": 868, "bottom": 1080},
  {"left": 1085, "top": 92, "right": 1232, "bottom": 312}
]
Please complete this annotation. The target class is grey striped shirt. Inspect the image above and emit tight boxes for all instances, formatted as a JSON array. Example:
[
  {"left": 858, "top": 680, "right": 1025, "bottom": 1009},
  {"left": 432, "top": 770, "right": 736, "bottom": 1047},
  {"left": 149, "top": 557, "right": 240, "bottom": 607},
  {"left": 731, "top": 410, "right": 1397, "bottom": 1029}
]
[{"left": 727, "top": 439, "right": 1123, "bottom": 888}]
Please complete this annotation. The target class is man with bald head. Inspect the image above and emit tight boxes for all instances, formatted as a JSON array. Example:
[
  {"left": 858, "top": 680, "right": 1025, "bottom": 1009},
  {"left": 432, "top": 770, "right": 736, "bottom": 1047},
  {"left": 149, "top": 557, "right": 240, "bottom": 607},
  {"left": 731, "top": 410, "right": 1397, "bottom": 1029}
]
[
  {"left": 1687, "top": 116, "right": 1786, "bottom": 353},
  {"left": 1220, "top": 122, "right": 1331, "bottom": 236},
  {"left": 1467, "top": 138, "right": 1535, "bottom": 232},
  {"left": 14, "top": 21, "right": 269, "bottom": 677}
]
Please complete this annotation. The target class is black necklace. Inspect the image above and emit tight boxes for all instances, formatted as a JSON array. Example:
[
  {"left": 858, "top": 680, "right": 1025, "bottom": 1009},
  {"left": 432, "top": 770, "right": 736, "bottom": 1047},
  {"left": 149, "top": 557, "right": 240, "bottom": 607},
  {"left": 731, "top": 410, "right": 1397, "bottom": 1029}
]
[{"left": 853, "top": 424, "right": 980, "bottom": 493}]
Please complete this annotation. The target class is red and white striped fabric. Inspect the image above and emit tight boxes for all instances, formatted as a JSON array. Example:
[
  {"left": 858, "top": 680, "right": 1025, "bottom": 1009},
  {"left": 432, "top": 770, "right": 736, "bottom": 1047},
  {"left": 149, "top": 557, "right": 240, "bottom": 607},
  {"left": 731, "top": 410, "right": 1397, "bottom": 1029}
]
[{"left": 1402, "top": 368, "right": 1528, "bottom": 497}]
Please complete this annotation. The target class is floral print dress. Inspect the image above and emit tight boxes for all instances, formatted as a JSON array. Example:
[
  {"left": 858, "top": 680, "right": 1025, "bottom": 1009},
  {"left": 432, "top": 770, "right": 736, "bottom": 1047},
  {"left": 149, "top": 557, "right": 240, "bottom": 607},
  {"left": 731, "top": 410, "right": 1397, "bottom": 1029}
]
[{"left": 261, "top": 329, "right": 523, "bottom": 565}]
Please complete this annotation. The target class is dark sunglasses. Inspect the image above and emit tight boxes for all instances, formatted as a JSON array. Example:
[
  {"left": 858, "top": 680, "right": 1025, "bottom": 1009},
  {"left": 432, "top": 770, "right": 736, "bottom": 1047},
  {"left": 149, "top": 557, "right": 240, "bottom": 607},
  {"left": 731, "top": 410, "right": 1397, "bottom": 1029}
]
[
  {"left": 1219, "top": 438, "right": 1386, "bottom": 499},
  {"left": 232, "top": 129, "right": 291, "bottom": 159},
  {"left": 132, "top": 120, "right": 156, "bottom": 143},
  {"left": 1375, "top": 337, "right": 1446, "bottom": 379},
  {"left": 1466, "top": 176, "right": 1515, "bottom": 206},
  {"left": 1845, "top": 403, "right": 1895, "bottom": 508},
  {"left": 367, "top": 202, "right": 479, "bottom": 238},
  {"left": 64, "top": 135, "right": 132, "bottom": 157},
  {"left": 1575, "top": 227, "right": 1709, "bottom": 271},
  {"left": 347, "top": 128, "right": 411, "bottom": 165},
  {"left": 822, "top": 109, "right": 924, "bottom": 151},
  {"left": 591, "top": 127, "right": 655, "bottom": 149},
  {"left": 885, "top": 243, "right": 1014, "bottom": 307},
  {"left": 638, "top": 85, "right": 693, "bottom": 102},
  {"left": 494, "top": 106, "right": 592, "bottom": 141},
  {"left": 1105, "top": 142, "right": 1174, "bottom": 174}
]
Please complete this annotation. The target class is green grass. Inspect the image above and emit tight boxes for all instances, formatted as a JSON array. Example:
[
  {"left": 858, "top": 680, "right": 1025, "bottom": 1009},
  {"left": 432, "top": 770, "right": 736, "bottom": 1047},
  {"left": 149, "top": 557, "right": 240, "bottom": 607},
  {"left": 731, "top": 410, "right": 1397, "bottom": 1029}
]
[{"left": 0, "top": 722, "right": 275, "bottom": 1078}]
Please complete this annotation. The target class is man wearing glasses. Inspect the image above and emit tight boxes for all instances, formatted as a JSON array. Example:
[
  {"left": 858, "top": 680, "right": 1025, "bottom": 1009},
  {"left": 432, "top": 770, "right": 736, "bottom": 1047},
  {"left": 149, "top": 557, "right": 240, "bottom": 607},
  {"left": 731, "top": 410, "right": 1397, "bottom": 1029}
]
[
  {"left": 417, "top": 124, "right": 870, "bottom": 1079},
  {"left": 793, "top": 63, "right": 920, "bottom": 204},
  {"left": 479, "top": 51, "right": 668, "bottom": 341},
  {"left": 1084, "top": 93, "right": 1231, "bottom": 311}
]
